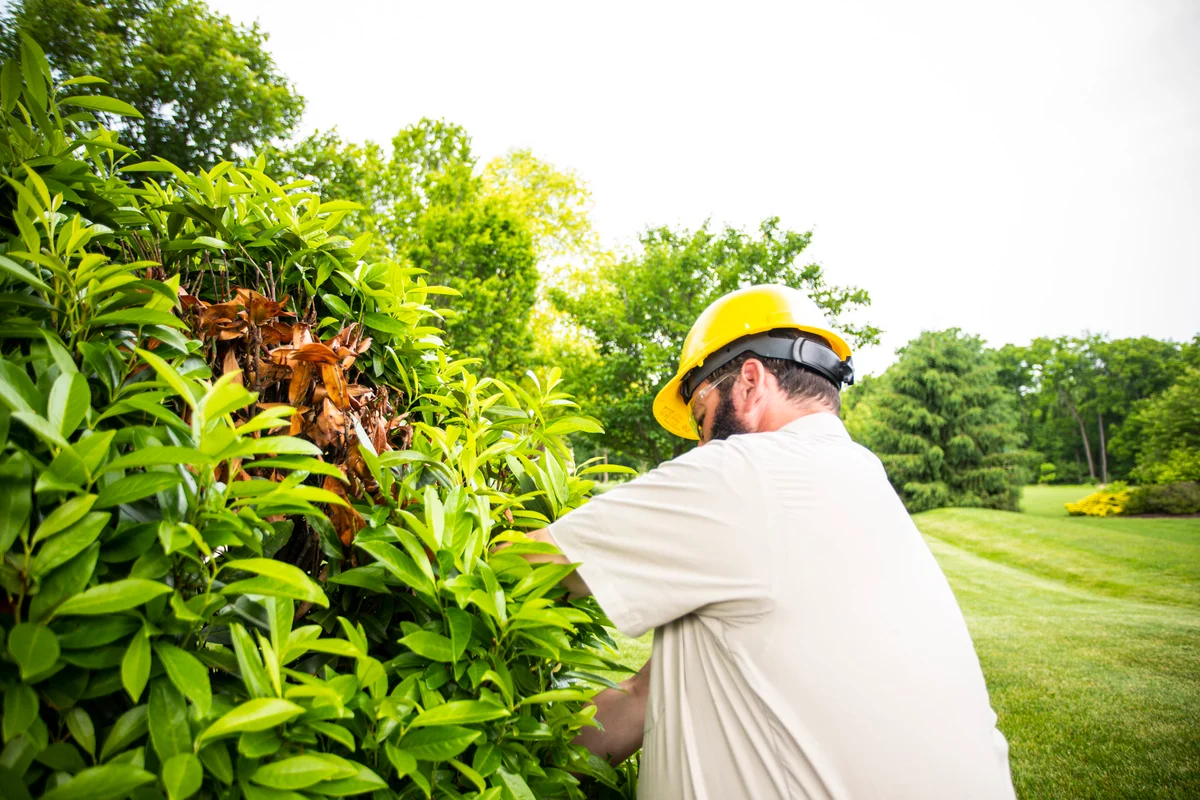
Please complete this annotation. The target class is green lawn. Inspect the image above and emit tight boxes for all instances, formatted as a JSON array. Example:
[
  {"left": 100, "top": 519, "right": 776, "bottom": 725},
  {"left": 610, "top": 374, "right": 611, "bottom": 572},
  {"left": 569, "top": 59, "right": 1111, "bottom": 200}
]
[
  {"left": 1020, "top": 483, "right": 1093, "bottom": 517},
  {"left": 609, "top": 486, "right": 1200, "bottom": 798}
]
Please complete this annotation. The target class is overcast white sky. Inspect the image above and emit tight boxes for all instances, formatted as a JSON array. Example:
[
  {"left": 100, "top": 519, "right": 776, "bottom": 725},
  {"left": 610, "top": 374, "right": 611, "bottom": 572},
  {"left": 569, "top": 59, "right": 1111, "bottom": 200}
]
[{"left": 211, "top": 0, "right": 1199, "bottom": 375}]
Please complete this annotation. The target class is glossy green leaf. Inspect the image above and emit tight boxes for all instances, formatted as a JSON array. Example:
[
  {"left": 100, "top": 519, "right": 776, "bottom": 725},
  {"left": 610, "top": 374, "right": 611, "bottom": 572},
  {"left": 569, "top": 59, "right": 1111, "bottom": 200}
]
[
  {"left": 397, "top": 725, "right": 480, "bottom": 761},
  {"left": 53, "top": 579, "right": 172, "bottom": 617},
  {"left": 218, "top": 559, "right": 328, "bottom": 607},
  {"left": 495, "top": 767, "right": 537, "bottom": 800},
  {"left": 196, "top": 698, "right": 304, "bottom": 747},
  {"left": 120, "top": 631, "right": 151, "bottom": 702},
  {"left": 59, "top": 95, "right": 144, "bottom": 118},
  {"left": 148, "top": 678, "right": 191, "bottom": 760},
  {"left": 30, "top": 512, "right": 106, "bottom": 577},
  {"left": 3, "top": 683, "right": 38, "bottom": 742},
  {"left": 408, "top": 700, "right": 509, "bottom": 729},
  {"left": 98, "top": 704, "right": 148, "bottom": 762},
  {"left": 398, "top": 630, "right": 454, "bottom": 662},
  {"left": 64, "top": 707, "right": 95, "bottom": 757},
  {"left": 153, "top": 643, "right": 212, "bottom": 717},
  {"left": 161, "top": 752, "right": 202, "bottom": 800},
  {"left": 309, "top": 761, "right": 386, "bottom": 796},
  {"left": 48, "top": 372, "right": 89, "bottom": 436},
  {"left": 31, "top": 494, "right": 97, "bottom": 544},
  {"left": 250, "top": 754, "right": 344, "bottom": 789},
  {"left": 134, "top": 348, "right": 196, "bottom": 409},
  {"left": 7, "top": 622, "right": 60, "bottom": 680},
  {"left": 95, "top": 472, "right": 182, "bottom": 508},
  {"left": 40, "top": 764, "right": 156, "bottom": 800}
]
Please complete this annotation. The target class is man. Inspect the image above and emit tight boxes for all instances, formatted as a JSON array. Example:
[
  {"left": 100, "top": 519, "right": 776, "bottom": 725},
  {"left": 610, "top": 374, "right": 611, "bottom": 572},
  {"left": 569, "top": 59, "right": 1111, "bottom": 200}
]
[{"left": 528, "top": 285, "right": 1016, "bottom": 799}]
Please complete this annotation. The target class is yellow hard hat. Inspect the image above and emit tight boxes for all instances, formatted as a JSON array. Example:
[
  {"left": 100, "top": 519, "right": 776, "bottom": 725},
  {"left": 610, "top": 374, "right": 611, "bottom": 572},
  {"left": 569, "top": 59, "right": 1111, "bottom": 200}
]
[{"left": 652, "top": 284, "right": 854, "bottom": 439}]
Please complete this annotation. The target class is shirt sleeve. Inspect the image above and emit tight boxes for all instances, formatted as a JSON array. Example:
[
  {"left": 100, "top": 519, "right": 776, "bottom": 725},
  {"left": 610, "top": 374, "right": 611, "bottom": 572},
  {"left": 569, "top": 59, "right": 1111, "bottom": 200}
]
[{"left": 548, "top": 439, "right": 774, "bottom": 638}]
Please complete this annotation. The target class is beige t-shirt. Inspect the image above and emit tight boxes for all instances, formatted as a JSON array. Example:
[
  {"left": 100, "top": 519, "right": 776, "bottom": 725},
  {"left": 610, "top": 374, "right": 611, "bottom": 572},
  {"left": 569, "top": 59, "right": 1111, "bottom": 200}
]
[{"left": 549, "top": 413, "right": 1015, "bottom": 800}]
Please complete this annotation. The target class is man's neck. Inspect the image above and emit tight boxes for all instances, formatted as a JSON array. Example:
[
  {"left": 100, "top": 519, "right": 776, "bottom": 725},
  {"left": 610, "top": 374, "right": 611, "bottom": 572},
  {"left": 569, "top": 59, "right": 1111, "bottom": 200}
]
[{"left": 758, "top": 401, "right": 836, "bottom": 433}]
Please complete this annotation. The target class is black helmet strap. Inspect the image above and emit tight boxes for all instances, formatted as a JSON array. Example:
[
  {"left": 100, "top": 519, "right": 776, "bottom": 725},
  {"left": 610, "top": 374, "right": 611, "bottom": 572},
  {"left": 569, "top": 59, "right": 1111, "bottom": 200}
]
[{"left": 680, "top": 331, "right": 855, "bottom": 402}]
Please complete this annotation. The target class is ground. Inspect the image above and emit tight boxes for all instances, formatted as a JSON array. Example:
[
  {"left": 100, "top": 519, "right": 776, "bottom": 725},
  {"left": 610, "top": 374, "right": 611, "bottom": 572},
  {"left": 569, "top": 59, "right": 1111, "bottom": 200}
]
[{"left": 605, "top": 484, "right": 1200, "bottom": 798}]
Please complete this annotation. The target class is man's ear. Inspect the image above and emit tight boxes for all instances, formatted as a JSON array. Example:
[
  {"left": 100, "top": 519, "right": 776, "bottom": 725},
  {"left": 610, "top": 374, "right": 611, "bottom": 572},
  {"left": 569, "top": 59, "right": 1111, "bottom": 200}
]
[{"left": 739, "top": 358, "right": 770, "bottom": 401}]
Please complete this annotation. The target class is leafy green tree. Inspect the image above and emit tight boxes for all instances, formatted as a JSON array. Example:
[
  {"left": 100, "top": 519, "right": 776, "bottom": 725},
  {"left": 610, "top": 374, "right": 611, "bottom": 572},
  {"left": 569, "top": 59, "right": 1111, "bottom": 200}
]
[
  {"left": 846, "top": 330, "right": 1033, "bottom": 512},
  {"left": 407, "top": 195, "right": 539, "bottom": 376},
  {"left": 1112, "top": 368, "right": 1200, "bottom": 484},
  {"left": 552, "top": 218, "right": 879, "bottom": 466},
  {"left": 267, "top": 127, "right": 384, "bottom": 232},
  {"left": 0, "top": 0, "right": 304, "bottom": 170},
  {"left": 997, "top": 336, "right": 1191, "bottom": 483}
]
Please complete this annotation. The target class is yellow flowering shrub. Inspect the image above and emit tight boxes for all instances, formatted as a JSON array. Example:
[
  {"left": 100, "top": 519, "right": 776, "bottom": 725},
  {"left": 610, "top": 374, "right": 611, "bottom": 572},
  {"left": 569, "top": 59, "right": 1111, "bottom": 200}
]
[{"left": 1065, "top": 488, "right": 1131, "bottom": 517}]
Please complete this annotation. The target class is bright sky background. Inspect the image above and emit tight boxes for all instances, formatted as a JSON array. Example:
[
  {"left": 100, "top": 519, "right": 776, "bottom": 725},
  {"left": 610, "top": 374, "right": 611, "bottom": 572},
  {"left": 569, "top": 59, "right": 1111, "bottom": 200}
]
[{"left": 211, "top": 0, "right": 1199, "bottom": 376}]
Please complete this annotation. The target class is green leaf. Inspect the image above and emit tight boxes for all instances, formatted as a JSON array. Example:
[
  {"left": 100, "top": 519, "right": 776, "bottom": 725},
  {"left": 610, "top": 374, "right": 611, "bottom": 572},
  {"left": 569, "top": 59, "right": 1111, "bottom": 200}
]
[
  {"left": 30, "top": 512, "right": 107, "bottom": 577},
  {"left": 447, "top": 607, "right": 472, "bottom": 661},
  {"left": 95, "top": 472, "right": 182, "bottom": 508},
  {"left": 53, "top": 579, "right": 172, "bottom": 617},
  {"left": 196, "top": 698, "right": 304, "bottom": 748},
  {"left": 3, "top": 683, "right": 37, "bottom": 742},
  {"left": 355, "top": 540, "right": 429, "bottom": 594},
  {"left": 218, "top": 559, "right": 328, "bottom": 607},
  {"left": 64, "top": 707, "right": 95, "bottom": 757},
  {"left": 362, "top": 312, "right": 408, "bottom": 335},
  {"left": 0, "top": 253, "right": 50, "bottom": 292},
  {"left": 36, "top": 741, "right": 87, "bottom": 773},
  {"left": 153, "top": 643, "right": 212, "bottom": 717},
  {"left": 0, "top": 358, "right": 41, "bottom": 415},
  {"left": 60, "top": 95, "right": 144, "bottom": 118},
  {"left": 40, "top": 764, "right": 156, "bottom": 800},
  {"left": 198, "top": 742, "right": 233, "bottom": 785},
  {"left": 104, "top": 447, "right": 214, "bottom": 473},
  {"left": 398, "top": 631, "right": 454, "bottom": 662},
  {"left": 244, "top": 456, "right": 346, "bottom": 481},
  {"left": 32, "top": 495, "right": 98, "bottom": 544},
  {"left": 407, "top": 700, "right": 510, "bottom": 729},
  {"left": 91, "top": 308, "right": 184, "bottom": 329},
  {"left": 148, "top": 677, "right": 191, "bottom": 760},
  {"left": 7, "top": 622, "right": 60, "bottom": 680},
  {"left": 397, "top": 725, "right": 481, "bottom": 761},
  {"left": 13, "top": 411, "right": 69, "bottom": 449},
  {"left": 161, "top": 752, "right": 202, "bottom": 800},
  {"left": 518, "top": 689, "right": 591, "bottom": 705},
  {"left": 309, "top": 762, "right": 387, "bottom": 796},
  {"left": 384, "top": 743, "right": 416, "bottom": 778},
  {"left": 48, "top": 372, "right": 89, "bottom": 436},
  {"left": 449, "top": 757, "right": 487, "bottom": 793},
  {"left": 121, "top": 631, "right": 151, "bottom": 702},
  {"left": 495, "top": 768, "right": 537, "bottom": 800},
  {"left": 135, "top": 348, "right": 196, "bottom": 409},
  {"left": 0, "top": 454, "right": 33, "bottom": 555},
  {"left": 250, "top": 755, "right": 344, "bottom": 789},
  {"left": 544, "top": 415, "right": 604, "bottom": 436},
  {"left": 98, "top": 704, "right": 148, "bottom": 762}
]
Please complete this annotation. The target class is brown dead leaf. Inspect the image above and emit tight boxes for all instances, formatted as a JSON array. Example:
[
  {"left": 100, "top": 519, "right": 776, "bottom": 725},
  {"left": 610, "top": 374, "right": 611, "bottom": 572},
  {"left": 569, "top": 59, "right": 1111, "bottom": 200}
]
[
  {"left": 222, "top": 349, "right": 243, "bottom": 386},
  {"left": 321, "top": 363, "right": 349, "bottom": 409},
  {"left": 288, "top": 361, "right": 313, "bottom": 406}
]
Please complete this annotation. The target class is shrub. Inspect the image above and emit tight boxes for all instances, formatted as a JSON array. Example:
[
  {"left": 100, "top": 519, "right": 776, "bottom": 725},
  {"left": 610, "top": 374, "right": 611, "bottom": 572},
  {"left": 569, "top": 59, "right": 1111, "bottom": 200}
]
[
  {"left": 0, "top": 39, "right": 635, "bottom": 799},
  {"left": 1124, "top": 482, "right": 1200, "bottom": 516},
  {"left": 1037, "top": 462, "right": 1057, "bottom": 485},
  {"left": 1065, "top": 488, "right": 1130, "bottom": 517}
]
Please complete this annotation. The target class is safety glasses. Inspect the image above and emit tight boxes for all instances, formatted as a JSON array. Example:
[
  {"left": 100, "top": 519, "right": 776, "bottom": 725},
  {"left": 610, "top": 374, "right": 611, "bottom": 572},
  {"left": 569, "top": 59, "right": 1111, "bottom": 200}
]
[{"left": 687, "top": 373, "right": 736, "bottom": 440}]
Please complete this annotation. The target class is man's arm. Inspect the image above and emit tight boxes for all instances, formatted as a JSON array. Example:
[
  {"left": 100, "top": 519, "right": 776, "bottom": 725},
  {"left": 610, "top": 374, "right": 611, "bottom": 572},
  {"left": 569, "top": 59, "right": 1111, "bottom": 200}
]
[
  {"left": 525, "top": 527, "right": 591, "bottom": 598},
  {"left": 575, "top": 658, "right": 652, "bottom": 764}
]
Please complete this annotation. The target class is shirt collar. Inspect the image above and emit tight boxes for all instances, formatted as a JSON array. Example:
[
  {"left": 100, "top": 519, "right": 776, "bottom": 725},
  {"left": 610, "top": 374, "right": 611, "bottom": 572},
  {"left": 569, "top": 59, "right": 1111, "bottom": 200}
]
[{"left": 780, "top": 411, "right": 850, "bottom": 440}]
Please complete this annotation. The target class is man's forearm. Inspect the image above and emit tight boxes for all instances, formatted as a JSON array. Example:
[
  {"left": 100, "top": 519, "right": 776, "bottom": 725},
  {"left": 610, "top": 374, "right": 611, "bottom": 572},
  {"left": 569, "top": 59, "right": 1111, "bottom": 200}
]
[
  {"left": 525, "top": 527, "right": 591, "bottom": 597},
  {"left": 575, "top": 658, "right": 652, "bottom": 764}
]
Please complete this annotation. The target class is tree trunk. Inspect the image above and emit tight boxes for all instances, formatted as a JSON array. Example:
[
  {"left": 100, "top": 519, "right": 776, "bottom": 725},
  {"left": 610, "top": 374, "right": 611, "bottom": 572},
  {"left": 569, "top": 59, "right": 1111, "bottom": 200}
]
[
  {"left": 1061, "top": 391, "right": 1095, "bottom": 479},
  {"left": 1097, "top": 410, "right": 1108, "bottom": 485}
]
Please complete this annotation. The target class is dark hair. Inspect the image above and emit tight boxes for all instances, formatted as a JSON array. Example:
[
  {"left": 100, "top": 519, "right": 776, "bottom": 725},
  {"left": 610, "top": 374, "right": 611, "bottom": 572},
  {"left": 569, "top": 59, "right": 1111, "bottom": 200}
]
[{"left": 706, "top": 328, "right": 842, "bottom": 413}]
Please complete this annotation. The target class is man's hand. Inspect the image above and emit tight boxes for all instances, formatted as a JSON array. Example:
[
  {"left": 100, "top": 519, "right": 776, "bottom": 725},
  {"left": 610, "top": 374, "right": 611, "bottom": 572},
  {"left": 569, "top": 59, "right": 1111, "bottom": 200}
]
[
  {"left": 575, "top": 658, "right": 652, "bottom": 765},
  {"left": 525, "top": 528, "right": 591, "bottom": 598}
]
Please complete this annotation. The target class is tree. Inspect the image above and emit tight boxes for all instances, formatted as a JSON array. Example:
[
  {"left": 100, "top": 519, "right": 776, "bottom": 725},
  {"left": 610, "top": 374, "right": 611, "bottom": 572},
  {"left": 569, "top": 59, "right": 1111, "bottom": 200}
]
[
  {"left": 1112, "top": 368, "right": 1200, "bottom": 485},
  {"left": 407, "top": 195, "right": 540, "bottom": 376},
  {"left": 0, "top": 0, "right": 304, "bottom": 170},
  {"left": 996, "top": 336, "right": 1192, "bottom": 483},
  {"left": 845, "top": 330, "right": 1034, "bottom": 512},
  {"left": 552, "top": 218, "right": 879, "bottom": 467}
]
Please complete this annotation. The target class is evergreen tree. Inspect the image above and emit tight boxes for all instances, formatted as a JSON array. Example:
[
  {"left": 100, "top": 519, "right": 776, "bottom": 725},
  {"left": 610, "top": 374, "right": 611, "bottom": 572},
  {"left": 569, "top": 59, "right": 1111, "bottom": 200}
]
[{"left": 847, "top": 329, "right": 1034, "bottom": 512}]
